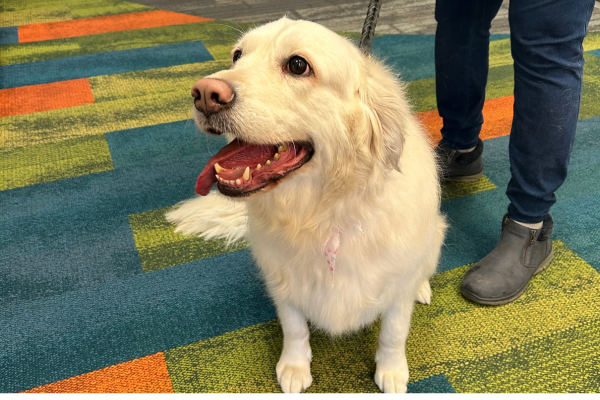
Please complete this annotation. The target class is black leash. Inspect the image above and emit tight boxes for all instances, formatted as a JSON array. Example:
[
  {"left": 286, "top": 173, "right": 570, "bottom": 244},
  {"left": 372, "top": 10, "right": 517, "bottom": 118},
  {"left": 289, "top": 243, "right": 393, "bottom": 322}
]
[{"left": 358, "top": 0, "right": 383, "bottom": 55}]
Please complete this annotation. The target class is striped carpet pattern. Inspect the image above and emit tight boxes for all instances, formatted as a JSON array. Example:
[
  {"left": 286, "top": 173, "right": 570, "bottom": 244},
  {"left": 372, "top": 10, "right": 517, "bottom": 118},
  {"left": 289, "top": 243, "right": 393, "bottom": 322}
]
[{"left": 2, "top": 0, "right": 600, "bottom": 393}]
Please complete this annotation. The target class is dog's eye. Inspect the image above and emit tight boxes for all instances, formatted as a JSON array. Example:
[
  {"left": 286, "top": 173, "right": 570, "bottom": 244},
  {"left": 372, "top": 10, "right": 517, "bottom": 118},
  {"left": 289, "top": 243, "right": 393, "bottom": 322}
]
[
  {"left": 288, "top": 56, "right": 310, "bottom": 76},
  {"left": 233, "top": 50, "right": 242, "bottom": 63}
]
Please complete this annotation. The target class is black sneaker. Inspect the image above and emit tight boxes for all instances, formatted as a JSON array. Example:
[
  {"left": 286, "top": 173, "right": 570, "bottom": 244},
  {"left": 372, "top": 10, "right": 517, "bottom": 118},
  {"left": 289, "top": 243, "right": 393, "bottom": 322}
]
[{"left": 434, "top": 139, "right": 484, "bottom": 182}]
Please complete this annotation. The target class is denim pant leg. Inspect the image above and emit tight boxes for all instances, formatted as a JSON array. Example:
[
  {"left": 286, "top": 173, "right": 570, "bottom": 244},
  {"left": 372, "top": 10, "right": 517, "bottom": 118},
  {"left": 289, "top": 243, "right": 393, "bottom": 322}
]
[
  {"left": 506, "top": 0, "right": 596, "bottom": 223},
  {"left": 434, "top": 0, "right": 504, "bottom": 150}
]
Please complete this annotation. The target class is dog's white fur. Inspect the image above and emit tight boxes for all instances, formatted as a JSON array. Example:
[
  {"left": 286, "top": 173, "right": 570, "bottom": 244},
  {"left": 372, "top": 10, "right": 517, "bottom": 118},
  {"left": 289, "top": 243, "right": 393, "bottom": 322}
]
[{"left": 166, "top": 17, "right": 446, "bottom": 393}]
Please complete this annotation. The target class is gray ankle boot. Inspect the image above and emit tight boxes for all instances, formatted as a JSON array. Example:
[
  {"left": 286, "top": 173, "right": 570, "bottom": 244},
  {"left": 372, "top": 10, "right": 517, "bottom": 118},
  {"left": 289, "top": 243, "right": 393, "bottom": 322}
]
[{"left": 461, "top": 214, "right": 554, "bottom": 306}]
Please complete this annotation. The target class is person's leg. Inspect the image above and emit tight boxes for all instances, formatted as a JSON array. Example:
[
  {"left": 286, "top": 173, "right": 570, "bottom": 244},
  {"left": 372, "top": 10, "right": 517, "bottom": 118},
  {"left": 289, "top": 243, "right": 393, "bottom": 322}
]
[
  {"left": 461, "top": 0, "right": 596, "bottom": 306},
  {"left": 506, "top": 0, "right": 596, "bottom": 224},
  {"left": 434, "top": 0, "right": 504, "bottom": 150},
  {"left": 434, "top": 0, "right": 503, "bottom": 182}
]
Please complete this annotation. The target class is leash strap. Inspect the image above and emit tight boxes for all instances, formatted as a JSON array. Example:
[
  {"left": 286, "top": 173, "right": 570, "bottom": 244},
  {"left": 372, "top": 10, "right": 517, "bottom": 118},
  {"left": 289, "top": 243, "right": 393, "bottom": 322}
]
[{"left": 359, "top": 0, "right": 383, "bottom": 55}]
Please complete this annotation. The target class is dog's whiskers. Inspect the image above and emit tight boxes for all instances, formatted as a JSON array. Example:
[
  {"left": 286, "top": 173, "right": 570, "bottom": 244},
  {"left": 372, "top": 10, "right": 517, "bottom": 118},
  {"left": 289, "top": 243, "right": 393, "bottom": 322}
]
[
  {"left": 282, "top": 133, "right": 298, "bottom": 158},
  {"left": 232, "top": 21, "right": 251, "bottom": 35},
  {"left": 213, "top": 23, "right": 247, "bottom": 39}
]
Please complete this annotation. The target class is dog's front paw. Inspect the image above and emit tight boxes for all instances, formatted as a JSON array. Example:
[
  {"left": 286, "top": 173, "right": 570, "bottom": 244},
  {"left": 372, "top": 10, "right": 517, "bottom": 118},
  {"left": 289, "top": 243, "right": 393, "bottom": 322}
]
[
  {"left": 374, "top": 367, "right": 408, "bottom": 393},
  {"left": 276, "top": 362, "right": 312, "bottom": 393},
  {"left": 374, "top": 353, "right": 409, "bottom": 393},
  {"left": 415, "top": 279, "right": 432, "bottom": 305}
]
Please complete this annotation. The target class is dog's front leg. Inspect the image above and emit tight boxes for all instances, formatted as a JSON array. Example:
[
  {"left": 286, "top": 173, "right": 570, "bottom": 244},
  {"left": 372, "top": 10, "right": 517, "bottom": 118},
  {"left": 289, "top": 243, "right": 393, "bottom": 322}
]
[
  {"left": 275, "top": 302, "right": 313, "bottom": 393},
  {"left": 374, "top": 297, "right": 414, "bottom": 393}
]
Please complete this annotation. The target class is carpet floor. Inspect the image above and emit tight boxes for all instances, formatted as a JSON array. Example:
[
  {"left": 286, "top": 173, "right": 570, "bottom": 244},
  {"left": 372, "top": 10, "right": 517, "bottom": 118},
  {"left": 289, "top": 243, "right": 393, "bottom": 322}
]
[{"left": 1, "top": 0, "right": 600, "bottom": 393}]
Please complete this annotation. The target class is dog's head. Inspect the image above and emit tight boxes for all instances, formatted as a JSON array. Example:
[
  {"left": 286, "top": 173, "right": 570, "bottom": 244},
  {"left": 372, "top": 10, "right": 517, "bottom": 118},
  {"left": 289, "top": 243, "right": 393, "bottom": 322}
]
[{"left": 193, "top": 17, "right": 410, "bottom": 198}]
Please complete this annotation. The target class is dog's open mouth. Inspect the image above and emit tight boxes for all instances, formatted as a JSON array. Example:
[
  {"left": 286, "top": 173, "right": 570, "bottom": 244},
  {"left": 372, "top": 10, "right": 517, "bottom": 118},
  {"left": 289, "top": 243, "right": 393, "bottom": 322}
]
[{"left": 195, "top": 138, "right": 314, "bottom": 197}]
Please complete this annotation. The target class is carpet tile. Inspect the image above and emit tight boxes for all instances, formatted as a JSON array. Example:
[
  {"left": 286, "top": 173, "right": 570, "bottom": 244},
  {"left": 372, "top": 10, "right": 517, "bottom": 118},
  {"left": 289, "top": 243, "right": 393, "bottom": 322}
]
[
  {"left": 418, "top": 95, "right": 515, "bottom": 143},
  {"left": 2, "top": 0, "right": 600, "bottom": 394},
  {"left": 0, "top": 0, "right": 154, "bottom": 24},
  {"left": 130, "top": 206, "right": 248, "bottom": 273},
  {"left": 447, "top": 318, "right": 600, "bottom": 393},
  {"left": 18, "top": 10, "right": 211, "bottom": 43},
  {"left": 0, "top": 0, "right": 154, "bottom": 28},
  {"left": 65, "top": 0, "right": 154, "bottom": 19},
  {"left": 1, "top": 7, "right": 73, "bottom": 28},
  {"left": 584, "top": 31, "right": 600, "bottom": 51},
  {"left": 0, "top": 78, "right": 95, "bottom": 117},
  {"left": 161, "top": 241, "right": 599, "bottom": 393},
  {"left": 0, "top": 213, "right": 141, "bottom": 307},
  {"left": 406, "top": 63, "right": 515, "bottom": 114},
  {"left": 441, "top": 177, "right": 498, "bottom": 202},
  {"left": 1, "top": 21, "right": 252, "bottom": 66},
  {"left": 408, "top": 374, "right": 456, "bottom": 393},
  {"left": 0, "top": 60, "right": 229, "bottom": 151},
  {"left": 0, "top": 250, "right": 276, "bottom": 393},
  {"left": 105, "top": 120, "right": 227, "bottom": 169},
  {"left": 0, "top": 26, "right": 18, "bottom": 44},
  {"left": 581, "top": 52, "right": 600, "bottom": 120},
  {"left": 0, "top": 134, "right": 113, "bottom": 191},
  {"left": 372, "top": 34, "right": 518, "bottom": 83},
  {"left": 0, "top": 40, "right": 214, "bottom": 89},
  {"left": 489, "top": 38, "right": 512, "bottom": 68},
  {"left": 89, "top": 60, "right": 229, "bottom": 103},
  {"left": 24, "top": 353, "right": 174, "bottom": 393},
  {"left": 1, "top": 40, "right": 82, "bottom": 66}
]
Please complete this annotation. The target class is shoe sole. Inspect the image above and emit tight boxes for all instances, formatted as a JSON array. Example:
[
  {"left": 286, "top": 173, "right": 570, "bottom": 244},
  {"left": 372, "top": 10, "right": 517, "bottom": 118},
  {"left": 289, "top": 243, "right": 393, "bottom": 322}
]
[
  {"left": 444, "top": 170, "right": 484, "bottom": 183},
  {"left": 461, "top": 247, "right": 554, "bottom": 306}
]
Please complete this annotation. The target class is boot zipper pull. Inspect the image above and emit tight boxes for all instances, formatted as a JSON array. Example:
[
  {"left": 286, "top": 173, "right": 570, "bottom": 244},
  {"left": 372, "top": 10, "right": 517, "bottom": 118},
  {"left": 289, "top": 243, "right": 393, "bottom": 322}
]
[
  {"left": 529, "top": 229, "right": 537, "bottom": 244},
  {"left": 522, "top": 229, "right": 537, "bottom": 263}
]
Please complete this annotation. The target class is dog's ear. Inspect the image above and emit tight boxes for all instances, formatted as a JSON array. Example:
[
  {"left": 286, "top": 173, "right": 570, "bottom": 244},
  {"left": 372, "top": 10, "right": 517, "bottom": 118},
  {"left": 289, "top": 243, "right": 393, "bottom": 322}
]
[{"left": 359, "top": 58, "right": 409, "bottom": 172}]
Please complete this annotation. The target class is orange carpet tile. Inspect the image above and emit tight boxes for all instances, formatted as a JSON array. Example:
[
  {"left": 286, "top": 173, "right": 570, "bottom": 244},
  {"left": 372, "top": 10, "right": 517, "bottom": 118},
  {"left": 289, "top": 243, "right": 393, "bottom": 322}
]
[
  {"left": 18, "top": 10, "right": 213, "bottom": 43},
  {"left": 23, "top": 353, "right": 174, "bottom": 393},
  {"left": 0, "top": 78, "right": 95, "bottom": 117},
  {"left": 418, "top": 95, "right": 515, "bottom": 144}
]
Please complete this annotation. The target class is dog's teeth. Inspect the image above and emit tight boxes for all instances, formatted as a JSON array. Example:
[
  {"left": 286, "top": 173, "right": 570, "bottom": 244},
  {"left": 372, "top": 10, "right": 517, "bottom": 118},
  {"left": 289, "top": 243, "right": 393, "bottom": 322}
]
[
  {"left": 214, "top": 162, "right": 226, "bottom": 173},
  {"left": 278, "top": 144, "right": 288, "bottom": 153},
  {"left": 243, "top": 167, "right": 250, "bottom": 181},
  {"left": 266, "top": 160, "right": 272, "bottom": 166},
  {"left": 256, "top": 164, "right": 262, "bottom": 170},
  {"left": 236, "top": 178, "right": 242, "bottom": 186},
  {"left": 273, "top": 153, "right": 281, "bottom": 161}
]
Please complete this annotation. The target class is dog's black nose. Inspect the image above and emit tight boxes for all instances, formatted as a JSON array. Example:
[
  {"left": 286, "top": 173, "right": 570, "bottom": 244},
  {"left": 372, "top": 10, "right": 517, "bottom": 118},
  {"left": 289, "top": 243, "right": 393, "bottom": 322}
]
[{"left": 191, "top": 78, "right": 235, "bottom": 117}]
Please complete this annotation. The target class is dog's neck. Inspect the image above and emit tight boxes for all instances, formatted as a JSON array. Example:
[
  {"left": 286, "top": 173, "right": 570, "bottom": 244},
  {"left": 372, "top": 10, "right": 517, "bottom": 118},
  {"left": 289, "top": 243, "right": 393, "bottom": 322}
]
[{"left": 247, "top": 159, "right": 393, "bottom": 243}]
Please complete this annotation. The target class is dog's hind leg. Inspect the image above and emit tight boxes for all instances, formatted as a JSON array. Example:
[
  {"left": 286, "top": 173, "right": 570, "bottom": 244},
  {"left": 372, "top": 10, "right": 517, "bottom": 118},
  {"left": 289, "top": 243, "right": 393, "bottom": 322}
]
[
  {"left": 275, "top": 302, "right": 313, "bottom": 393},
  {"left": 374, "top": 294, "right": 414, "bottom": 393},
  {"left": 165, "top": 191, "right": 248, "bottom": 245},
  {"left": 415, "top": 280, "right": 432, "bottom": 305}
]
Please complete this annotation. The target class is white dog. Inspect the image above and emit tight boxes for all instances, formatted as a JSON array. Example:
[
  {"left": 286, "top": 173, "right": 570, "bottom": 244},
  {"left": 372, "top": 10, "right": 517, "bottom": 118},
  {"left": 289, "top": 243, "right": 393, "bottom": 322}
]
[{"left": 166, "top": 17, "right": 446, "bottom": 393}]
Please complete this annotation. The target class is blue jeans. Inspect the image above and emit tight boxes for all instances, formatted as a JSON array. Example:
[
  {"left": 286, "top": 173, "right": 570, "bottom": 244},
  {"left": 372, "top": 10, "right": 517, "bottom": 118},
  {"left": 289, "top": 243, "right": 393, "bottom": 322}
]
[{"left": 435, "top": 0, "right": 596, "bottom": 223}]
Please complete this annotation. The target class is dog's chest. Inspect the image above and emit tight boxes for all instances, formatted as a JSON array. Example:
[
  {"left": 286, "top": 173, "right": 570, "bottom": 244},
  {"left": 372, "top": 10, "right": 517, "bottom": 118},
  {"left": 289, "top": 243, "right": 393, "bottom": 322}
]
[{"left": 248, "top": 223, "right": 396, "bottom": 333}]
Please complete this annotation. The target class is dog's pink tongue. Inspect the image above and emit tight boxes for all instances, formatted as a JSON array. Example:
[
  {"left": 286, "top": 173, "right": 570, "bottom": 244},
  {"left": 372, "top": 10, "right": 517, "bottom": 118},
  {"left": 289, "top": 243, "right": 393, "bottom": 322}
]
[
  {"left": 196, "top": 139, "right": 245, "bottom": 195},
  {"left": 195, "top": 139, "right": 274, "bottom": 195}
]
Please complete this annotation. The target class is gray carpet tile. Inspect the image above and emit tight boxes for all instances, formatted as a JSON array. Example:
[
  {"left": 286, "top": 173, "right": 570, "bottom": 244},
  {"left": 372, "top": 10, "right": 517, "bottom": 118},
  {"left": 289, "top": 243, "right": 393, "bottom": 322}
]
[{"left": 129, "top": 0, "right": 600, "bottom": 34}]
